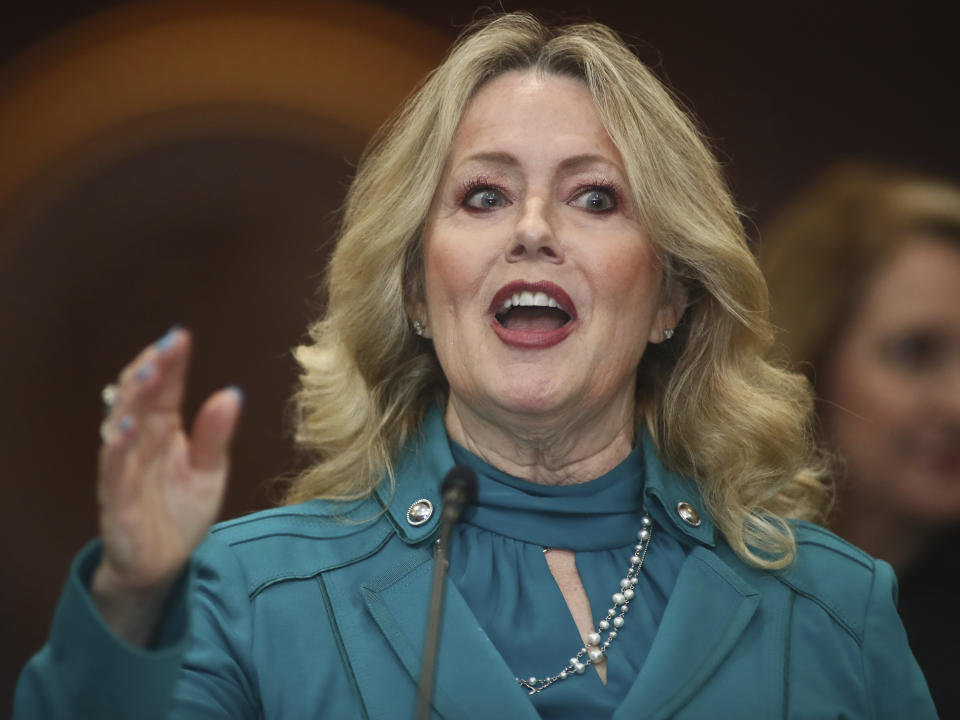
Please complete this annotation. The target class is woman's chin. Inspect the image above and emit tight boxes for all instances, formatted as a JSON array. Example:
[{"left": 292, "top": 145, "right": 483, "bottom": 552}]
[
  {"left": 488, "top": 387, "right": 603, "bottom": 425},
  {"left": 450, "top": 381, "right": 577, "bottom": 422},
  {"left": 489, "top": 375, "right": 580, "bottom": 413}
]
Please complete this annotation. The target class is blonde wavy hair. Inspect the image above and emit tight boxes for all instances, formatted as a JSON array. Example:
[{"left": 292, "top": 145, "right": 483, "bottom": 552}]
[{"left": 286, "top": 12, "right": 830, "bottom": 569}]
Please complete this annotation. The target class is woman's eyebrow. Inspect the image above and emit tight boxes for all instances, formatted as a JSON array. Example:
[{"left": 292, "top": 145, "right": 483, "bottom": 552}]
[
  {"left": 556, "top": 153, "right": 622, "bottom": 174},
  {"left": 457, "top": 151, "right": 518, "bottom": 169},
  {"left": 456, "top": 151, "right": 620, "bottom": 174}
]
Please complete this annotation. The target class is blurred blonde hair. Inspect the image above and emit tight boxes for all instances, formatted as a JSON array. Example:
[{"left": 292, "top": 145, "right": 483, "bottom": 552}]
[
  {"left": 761, "top": 162, "right": 960, "bottom": 379},
  {"left": 286, "top": 12, "right": 830, "bottom": 569}
]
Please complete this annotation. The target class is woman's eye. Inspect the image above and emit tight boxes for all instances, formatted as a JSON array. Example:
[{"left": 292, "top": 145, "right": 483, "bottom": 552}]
[
  {"left": 570, "top": 188, "right": 616, "bottom": 212},
  {"left": 464, "top": 187, "right": 508, "bottom": 210},
  {"left": 882, "top": 333, "right": 945, "bottom": 373}
]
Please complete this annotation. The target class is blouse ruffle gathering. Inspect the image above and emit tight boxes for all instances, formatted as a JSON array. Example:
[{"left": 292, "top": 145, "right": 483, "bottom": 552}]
[{"left": 448, "top": 440, "right": 689, "bottom": 719}]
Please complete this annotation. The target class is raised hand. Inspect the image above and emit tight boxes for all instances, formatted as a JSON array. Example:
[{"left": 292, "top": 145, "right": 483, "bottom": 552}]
[{"left": 91, "top": 327, "right": 242, "bottom": 645}]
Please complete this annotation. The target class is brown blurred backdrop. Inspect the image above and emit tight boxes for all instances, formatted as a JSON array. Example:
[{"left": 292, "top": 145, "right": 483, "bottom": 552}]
[{"left": 2, "top": 1, "right": 957, "bottom": 711}]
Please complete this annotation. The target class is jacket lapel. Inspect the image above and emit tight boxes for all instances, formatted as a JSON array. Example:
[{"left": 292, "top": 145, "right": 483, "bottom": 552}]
[
  {"left": 614, "top": 545, "right": 760, "bottom": 719},
  {"left": 354, "top": 406, "right": 537, "bottom": 719},
  {"left": 361, "top": 551, "right": 541, "bottom": 720}
]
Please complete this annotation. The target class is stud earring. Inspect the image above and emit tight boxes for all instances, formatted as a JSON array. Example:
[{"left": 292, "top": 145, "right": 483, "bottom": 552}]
[
  {"left": 663, "top": 328, "right": 674, "bottom": 340},
  {"left": 413, "top": 320, "right": 425, "bottom": 337}
]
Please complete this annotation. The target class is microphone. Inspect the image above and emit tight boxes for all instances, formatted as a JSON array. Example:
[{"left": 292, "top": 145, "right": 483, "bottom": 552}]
[
  {"left": 437, "top": 466, "right": 478, "bottom": 527},
  {"left": 414, "top": 466, "right": 478, "bottom": 720}
]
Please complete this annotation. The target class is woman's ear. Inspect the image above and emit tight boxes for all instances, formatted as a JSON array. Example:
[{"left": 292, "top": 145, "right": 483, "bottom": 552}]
[
  {"left": 405, "top": 299, "right": 432, "bottom": 339},
  {"left": 403, "top": 243, "right": 432, "bottom": 339},
  {"left": 648, "top": 278, "right": 688, "bottom": 344}
]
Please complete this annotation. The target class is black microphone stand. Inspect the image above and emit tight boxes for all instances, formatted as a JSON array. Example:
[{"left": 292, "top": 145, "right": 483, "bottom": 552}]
[{"left": 414, "top": 467, "right": 477, "bottom": 720}]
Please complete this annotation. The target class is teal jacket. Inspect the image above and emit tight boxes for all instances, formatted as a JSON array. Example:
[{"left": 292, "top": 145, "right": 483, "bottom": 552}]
[{"left": 15, "top": 409, "right": 936, "bottom": 719}]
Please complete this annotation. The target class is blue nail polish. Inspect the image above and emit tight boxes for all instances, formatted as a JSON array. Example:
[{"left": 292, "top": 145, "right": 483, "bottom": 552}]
[
  {"left": 119, "top": 415, "right": 134, "bottom": 435},
  {"left": 135, "top": 363, "right": 154, "bottom": 382},
  {"left": 226, "top": 386, "right": 245, "bottom": 406},
  {"left": 155, "top": 325, "right": 182, "bottom": 351}
]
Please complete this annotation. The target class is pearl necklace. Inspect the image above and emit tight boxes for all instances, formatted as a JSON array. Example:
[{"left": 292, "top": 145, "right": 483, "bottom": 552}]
[{"left": 516, "top": 511, "right": 653, "bottom": 694}]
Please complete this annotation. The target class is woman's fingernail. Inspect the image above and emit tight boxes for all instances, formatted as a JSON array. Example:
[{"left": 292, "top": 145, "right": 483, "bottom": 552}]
[
  {"left": 226, "top": 386, "right": 245, "bottom": 406},
  {"left": 119, "top": 415, "right": 134, "bottom": 435},
  {"left": 135, "top": 363, "right": 154, "bottom": 382},
  {"left": 155, "top": 325, "right": 183, "bottom": 351}
]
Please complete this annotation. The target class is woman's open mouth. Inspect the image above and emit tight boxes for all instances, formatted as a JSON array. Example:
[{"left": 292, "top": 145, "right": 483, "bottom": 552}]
[
  {"left": 489, "top": 281, "right": 578, "bottom": 349},
  {"left": 495, "top": 290, "right": 572, "bottom": 331}
]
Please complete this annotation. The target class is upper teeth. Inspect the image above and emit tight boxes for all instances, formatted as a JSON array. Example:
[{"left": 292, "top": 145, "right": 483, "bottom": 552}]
[{"left": 501, "top": 291, "right": 560, "bottom": 310}]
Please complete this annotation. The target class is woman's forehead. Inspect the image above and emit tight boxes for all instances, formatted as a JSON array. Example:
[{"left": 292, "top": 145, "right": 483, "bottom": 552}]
[{"left": 445, "top": 71, "right": 626, "bottom": 175}]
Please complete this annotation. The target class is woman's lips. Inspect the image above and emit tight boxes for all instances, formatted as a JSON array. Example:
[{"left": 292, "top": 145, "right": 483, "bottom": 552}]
[{"left": 488, "top": 280, "right": 578, "bottom": 349}]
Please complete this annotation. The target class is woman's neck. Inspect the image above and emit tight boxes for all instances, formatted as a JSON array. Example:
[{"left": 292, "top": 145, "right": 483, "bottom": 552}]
[{"left": 443, "top": 394, "right": 636, "bottom": 486}]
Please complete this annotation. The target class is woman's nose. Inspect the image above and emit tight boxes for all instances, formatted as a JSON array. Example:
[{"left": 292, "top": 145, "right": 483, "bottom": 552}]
[{"left": 505, "top": 197, "right": 564, "bottom": 263}]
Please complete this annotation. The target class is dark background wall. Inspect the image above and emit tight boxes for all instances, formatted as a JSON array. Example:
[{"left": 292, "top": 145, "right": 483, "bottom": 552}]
[
  {"left": 2, "top": 0, "right": 957, "bottom": 711},
  {"left": 6, "top": 1, "right": 956, "bottom": 224}
]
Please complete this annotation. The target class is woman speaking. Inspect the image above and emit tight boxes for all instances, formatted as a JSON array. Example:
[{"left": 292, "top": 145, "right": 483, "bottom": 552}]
[{"left": 14, "top": 13, "right": 935, "bottom": 719}]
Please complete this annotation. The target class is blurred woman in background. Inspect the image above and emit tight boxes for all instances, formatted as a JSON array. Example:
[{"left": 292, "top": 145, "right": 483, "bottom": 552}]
[{"left": 761, "top": 163, "right": 960, "bottom": 717}]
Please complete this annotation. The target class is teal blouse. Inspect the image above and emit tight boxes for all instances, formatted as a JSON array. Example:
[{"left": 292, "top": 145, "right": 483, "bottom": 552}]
[{"left": 449, "top": 441, "right": 689, "bottom": 718}]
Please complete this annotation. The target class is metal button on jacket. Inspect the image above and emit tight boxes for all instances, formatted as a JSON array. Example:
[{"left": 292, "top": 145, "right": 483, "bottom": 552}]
[
  {"left": 406, "top": 498, "right": 434, "bottom": 526},
  {"left": 676, "top": 501, "right": 702, "bottom": 527}
]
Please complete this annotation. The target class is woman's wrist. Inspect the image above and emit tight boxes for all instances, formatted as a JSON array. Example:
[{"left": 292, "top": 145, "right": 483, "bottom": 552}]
[{"left": 90, "top": 559, "right": 177, "bottom": 648}]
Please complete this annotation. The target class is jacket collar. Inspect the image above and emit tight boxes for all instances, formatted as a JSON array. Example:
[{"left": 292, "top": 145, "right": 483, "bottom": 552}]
[
  {"left": 373, "top": 406, "right": 453, "bottom": 544},
  {"left": 375, "top": 404, "right": 719, "bottom": 550},
  {"left": 639, "top": 430, "right": 718, "bottom": 548}
]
